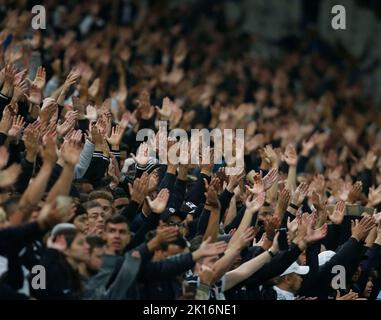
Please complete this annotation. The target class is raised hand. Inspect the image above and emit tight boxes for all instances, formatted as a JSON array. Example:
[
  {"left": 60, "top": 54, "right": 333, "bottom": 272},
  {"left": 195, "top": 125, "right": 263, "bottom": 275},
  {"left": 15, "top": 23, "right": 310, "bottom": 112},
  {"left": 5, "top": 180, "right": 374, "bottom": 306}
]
[
  {"left": 246, "top": 171, "right": 265, "bottom": 195},
  {"left": 226, "top": 167, "right": 245, "bottom": 192},
  {"left": 33, "top": 66, "right": 46, "bottom": 90},
  {"left": 275, "top": 188, "right": 291, "bottom": 216},
  {"left": 146, "top": 188, "right": 170, "bottom": 214},
  {"left": 0, "top": 106, "right": 13, "bottom": 134},
  {"left": 131, "top": 142, "right": 150, "bottom": 166},
  {"left": 60, "top": 135, "right": 83, "bottom": 167},
  {"left": 204, "top": 182, "right": 220, "bottom": 211},
  {"left": 63, "top": 69, "right": 81, "bottom": 90},
  {"left": 41, "top": 135, "right": 58, "bottom": 165},
  {"left": 1, "top": 63, "right": 16, "bottom": 96},
  {"left": 367, "top": 185, "right": 381, "bottom": 207},
  {"left": 199, "top": 146, "right": 214, "bottom": 174},
  {"left": 329, "top": 201, "right": 345, "bottom": 225},
  {"left": 39, "top": 98, "right": 58, "bottom": 126},
  {"left": 301, "top": 133, "right": 318, "bottom": 156},
  {"left": 23, "top": 122, "right": 41, "bottom": 160},
  {"left": 282, "top": 144, "right": 297, "bottom": 167},
  {"left": 26, "top": 83, "right": 43, "bottom": 105},
  {"left": 263, "top": 168, "right": 278, "bottom": 190},
  {"left": 287, "top": 213, "right": 301, "bottom": 241},
  {"left": 11, "top": 79, "right": 28, "bottom": 104},
  {"left": 245, "top": 191, "right": 265, "bottom": 213},
  {"left": 362, "top": 151, "right": 377, "bottom": 170},
  {"left": 156, "top": 97, "right": 172, "bottom": 120},
  {"left": 193, "top": 237, "right": 227, "bottom": 260},
  {"left": 234, "top": 226, "right": 256, "bottom": 250},
  {"left": 351, "top": 216, "right": 375, "bottom": 242},
  {"left": 347, "top": 181, "right": 362, "bottom": 204},
  {"left": 8, "top": 115, "right": 25, "bottom": 140},
  {"left": 106, "top": 125, "right": 124, "bottom": 148},
  {"left": 291, "top": 182, "right": 309, "bottom": 206},
  {"left": 305, "top": 221, "right": 328, "bottom": 244},
  {"left": 85, "top": 104, "right": 97, "bottom": 121},
  {"left": 265, "top": 216, "right": 280, "bottom": 241},
  {"left": 128, "top": 172, "right": 150, "bottom": 205},
  {"left": 57, "top": 112, "right": 77, "bottom": 138},
  {"left": 263, "top": 144, "right": 281, "bottom": 167}
]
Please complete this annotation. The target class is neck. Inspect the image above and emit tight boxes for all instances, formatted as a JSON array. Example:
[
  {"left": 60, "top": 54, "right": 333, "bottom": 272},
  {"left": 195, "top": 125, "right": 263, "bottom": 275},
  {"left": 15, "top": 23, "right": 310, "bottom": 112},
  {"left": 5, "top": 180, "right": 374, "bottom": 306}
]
[{"left": 78, "top": 262, "right": 90, "bottom": 278}]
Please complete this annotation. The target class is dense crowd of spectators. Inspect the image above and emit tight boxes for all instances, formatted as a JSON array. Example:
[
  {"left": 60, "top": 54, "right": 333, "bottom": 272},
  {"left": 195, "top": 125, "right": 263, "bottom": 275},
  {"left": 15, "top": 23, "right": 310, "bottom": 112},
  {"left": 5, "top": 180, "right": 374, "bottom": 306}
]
[{"left": 1, "top": 0, "right": 381, "bottom": 300}]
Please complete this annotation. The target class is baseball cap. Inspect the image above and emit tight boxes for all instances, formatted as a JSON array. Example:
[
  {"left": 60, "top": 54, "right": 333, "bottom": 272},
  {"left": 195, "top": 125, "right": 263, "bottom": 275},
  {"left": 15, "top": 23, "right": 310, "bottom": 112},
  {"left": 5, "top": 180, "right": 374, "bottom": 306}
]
[
  {"left": 280, "top": 262, "right": 310, "bottom": 277},
  {"left": 318, "top": 250, "right": 336, "bottom": 266}
]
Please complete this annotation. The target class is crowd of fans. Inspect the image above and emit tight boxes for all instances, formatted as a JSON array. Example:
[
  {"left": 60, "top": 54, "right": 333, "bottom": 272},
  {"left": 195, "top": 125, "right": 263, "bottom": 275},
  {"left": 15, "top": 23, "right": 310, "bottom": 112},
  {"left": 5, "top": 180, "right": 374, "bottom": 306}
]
[{"left": 1, "top": 0, "right": 381, "bottom": 300}]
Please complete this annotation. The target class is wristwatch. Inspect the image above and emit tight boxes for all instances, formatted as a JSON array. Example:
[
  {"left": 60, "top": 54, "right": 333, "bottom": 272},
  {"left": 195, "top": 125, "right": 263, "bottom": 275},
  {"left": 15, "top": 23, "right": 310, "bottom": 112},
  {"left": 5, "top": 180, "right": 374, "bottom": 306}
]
[{"left": 267, "top": 249, "right": 275, "bottom": 258}]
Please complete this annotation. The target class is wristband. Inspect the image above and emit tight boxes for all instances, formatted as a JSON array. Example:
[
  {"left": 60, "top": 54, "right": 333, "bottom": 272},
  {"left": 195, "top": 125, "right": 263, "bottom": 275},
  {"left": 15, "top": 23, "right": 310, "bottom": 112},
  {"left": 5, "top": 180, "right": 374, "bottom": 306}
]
[
  {"left": 267, "top": 249, "right": 275, "bottom": 258},
  {"left": 290, "top": 203, "right": 299, "bottom": 210}
]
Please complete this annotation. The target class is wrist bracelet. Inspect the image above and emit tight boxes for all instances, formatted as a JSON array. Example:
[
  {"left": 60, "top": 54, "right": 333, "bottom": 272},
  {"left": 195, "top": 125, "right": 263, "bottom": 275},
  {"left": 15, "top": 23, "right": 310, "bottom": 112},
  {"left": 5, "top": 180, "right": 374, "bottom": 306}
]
[
  {"left": 267, "top": 249, "right": 275, "bottom": 258},
  {"left": 290, "top": 203, "right": 299, "bottom": 210}
]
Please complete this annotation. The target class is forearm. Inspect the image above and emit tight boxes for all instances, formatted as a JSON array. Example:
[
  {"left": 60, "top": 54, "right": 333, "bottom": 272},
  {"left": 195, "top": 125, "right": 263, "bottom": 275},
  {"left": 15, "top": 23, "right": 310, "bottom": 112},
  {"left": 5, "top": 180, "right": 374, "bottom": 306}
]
[
  {"left": 203, "top": 209, "right": 219, "bottom": 242},
  {"left": 15, "top": 157, "right": 35, "bottom": 194},
  {"left": 229, "top": 208, "right": 253, "bottom": 247},
  {"left": 19, "top": 163, "right": 53, "bottom": 208},
  {"left": 210, "top": 247, "right": 241, "bottom": 284},
  {"left": 46, "top": 164, "right": 74, "bottom": 203},
  {"left": 219, "top": 189, "right": 234, "bottom": 222},
  {"left": 286, "top": 165, "right": 296, "bottom": 192},
  {"left": 223, "top": 196, "right": 237, "bottom": 227},
  {"left": 225, "top": 250, "right": 272, "bottom": 291}
]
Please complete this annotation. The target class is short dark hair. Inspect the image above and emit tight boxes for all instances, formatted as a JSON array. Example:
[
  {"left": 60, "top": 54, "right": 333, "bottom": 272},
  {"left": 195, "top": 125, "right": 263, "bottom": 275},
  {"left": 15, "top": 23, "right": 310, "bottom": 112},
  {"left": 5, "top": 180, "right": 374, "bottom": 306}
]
[
  {"left": 89, "top": 190, "right": 114, "bottom": 203},
  {"left": 105, "top": 214, "right": 128, "bottom": 226},
  {"left": 54, "top": 228, "right": 78, "bottom": 248},
  {"left": 86, "top": 235, "right": 106, "bottom": 254},
  {"left": 83, "top": 200, "right": 102, "bottom": 211}
]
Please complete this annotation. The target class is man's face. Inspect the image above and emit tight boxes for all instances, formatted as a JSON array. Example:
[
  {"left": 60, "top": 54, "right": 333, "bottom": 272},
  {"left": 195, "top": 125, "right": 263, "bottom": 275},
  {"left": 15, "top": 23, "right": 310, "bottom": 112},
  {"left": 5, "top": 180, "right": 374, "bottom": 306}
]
[
  {"left": 113, "top": 198, "right": 129, "bottom": 214},
  {"left": 167, "top": 216, "right": 187, "bottom": 237},
  {"left": 88, "top": 246, "right": 105, "bottom": 272},
  {"left": 287, "top": 273, "right": 303, "bottom": 293},
  {"left": 74, "top": 214, "right": 88, "bottom": 233},
  {"left": 66, "top": 233, "right": 90, "bottom": 263},
  {"left": 87, "top": 207, "right": 106, "bottom": 236},
  {"left": 95, "top": 198, "right": 113, "bottom": 219},
  {"left": 104, "top": 222, "right": 130, "bottom": 254}
]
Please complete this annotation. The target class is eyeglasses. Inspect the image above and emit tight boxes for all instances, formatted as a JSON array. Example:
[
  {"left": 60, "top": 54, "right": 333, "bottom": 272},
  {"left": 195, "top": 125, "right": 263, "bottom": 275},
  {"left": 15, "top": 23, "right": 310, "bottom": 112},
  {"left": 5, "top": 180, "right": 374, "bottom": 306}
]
[{"left": 168, "top": 221, "right": 185, "bottom": 227}]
